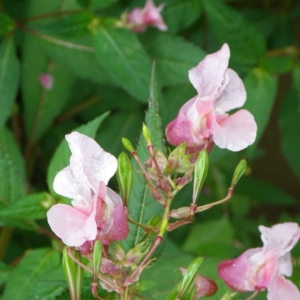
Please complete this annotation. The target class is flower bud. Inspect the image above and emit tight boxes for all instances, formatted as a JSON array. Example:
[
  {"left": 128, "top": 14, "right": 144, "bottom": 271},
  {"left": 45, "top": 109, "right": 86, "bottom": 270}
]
[
  {"left": 142, "top": 123, "right": 151, "bottom": 146},
  {"left": 168, "top": 143, "right": 193, "bottom": 173},
  {"left": 193, "top": 150, "right": 209, "bottom": 204},
  {"left": 231, "top": 159, "right": 247, "bottom": 187},
  {"left": 92, "top": 240, "right": 102, "bottom": 278},
  {"left": 62, "top": 247, "right": 84, "bottom": 300},
  {"left": 125, "top": 241, "right": 150, "bottom": 267},
  {"left": 122, "top": 137, "right": 135, "bottom": 153},
  {"left": 116, "top": 152, "right": 133, "bottom": 206}
]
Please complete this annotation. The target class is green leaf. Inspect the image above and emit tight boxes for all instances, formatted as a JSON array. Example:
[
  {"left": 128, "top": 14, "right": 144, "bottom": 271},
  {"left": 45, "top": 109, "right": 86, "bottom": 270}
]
[
  {"left": 203, "top": 0, "right": 266, "bottom": 67},
  {"left": 2, "top": 248, "right": 61, "bottom": 300},
  {"left": 76, "top": 0, "right": 117, "bottom": 9},
  {"left": 279, "top": 87, "right": 300, "bottom": 180},
  {"left": 139, "top": 31, "right": 206, "bottom": 87},
  {"left": 0, "top": 261, "right": 11, "bottom": 285},
  {"left": 0, "top": 193, "right": 52, "bottom": 220},
  {"left": 162, "top": 0, "right": 203, "bottom": 33},
  {"left": 122, "top": 64, "right": 165, "bottom": 250},
  {"left": 47, "top": 113, "right": 109, "bottom": 195},
  {"left": 243, "top": 68, "right": 277, "bottom": 156},
  {"left": 0, "top": 38, "right": 19, "bottom": 128},
  {"left": 0, "top": 12, "right": 15, "bottom": 35},
  {"left": 21, "top": 31, "right": 75, "bottom": 142},
  {"left": 93, "top": 27, "right": 152, "bottom": 102}
]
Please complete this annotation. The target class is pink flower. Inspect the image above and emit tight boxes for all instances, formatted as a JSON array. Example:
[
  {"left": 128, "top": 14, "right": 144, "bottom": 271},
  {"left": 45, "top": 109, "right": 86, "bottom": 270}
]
[
  {"left": 127, "top": 0, "right": 167, "bottom": 33},
  {"left": 180, "top": 268, "right": 218, "bottom": 299},
  {"left": 39, "top": 73, "right": 53, "bottom": 90},
  {"left": 218, "top": 222, "right": 300, "bottom": 300},
  {"left": 47, "top": 132, "right": 129, "bottom": 247},
  {"left": 165, "top": 44, "right": 257, "bottom": 153}
]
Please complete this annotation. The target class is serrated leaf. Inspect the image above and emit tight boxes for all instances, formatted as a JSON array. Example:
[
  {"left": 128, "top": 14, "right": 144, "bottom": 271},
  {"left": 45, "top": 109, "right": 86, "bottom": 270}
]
[
  {"left": 243, "top": 68, "right": 277, "bottom": 155},
  {"left": 279, "top": 87, "right": 300, "bottom": 180},
  {"left": 122, "top": 64, "right": 165, "bottom": 250},
  {"left": 0, "top": 38, "right": 19, "bottom": 128},
  {"left": 47, "top": 113, "right": 109, "bottom": 195},
  {"left": 139, "top": 31, "right": 206, "bottom": 87},
  {"left": 2, "top": 248, "right": 61, "bottom": 300},
  {"left": 0, "top": 193, "right": 51, "bottom": 220},
  {"left": 162, "top": 0, "right": 203, "bottom": 33},
  {"left": 93, "top": 27, "right": 152, "bottom": 102},
  {"left": 203, "top": 0, "right": 266, "bottom": 67}
]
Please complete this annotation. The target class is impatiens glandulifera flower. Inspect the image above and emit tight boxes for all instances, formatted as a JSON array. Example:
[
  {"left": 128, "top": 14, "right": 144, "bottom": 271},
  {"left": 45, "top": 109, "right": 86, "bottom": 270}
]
[
  {"left": 127, "top": 0, "right": 167, "bottom": 33},
  {"left": 39, "top": 73, "right": 53, "bottom": 90},
  {"left": 218, "top": 222, "right": 300, "bottom": 300},
  {"left": 165, "top": 43, "right": 257, "bottom": 154},
  {"left": 179, "top": 268, "right": 218, "bottom": 299},
  {"left": 47, "top": 132, "right": 129, "bottom": 248}
]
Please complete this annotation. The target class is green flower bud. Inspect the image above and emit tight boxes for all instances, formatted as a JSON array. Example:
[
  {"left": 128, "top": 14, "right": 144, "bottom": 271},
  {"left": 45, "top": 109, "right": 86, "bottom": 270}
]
[
  {"left": 193, "top": 150, "right": 209, "bottom": 203},
  {"left": 142, "top": 123, "right": 152, "bottom": 146},
  {"left": 62, "top": 247, "right": 84, "bottom": 300},
  {"left": 92, "top": 240, "right": 102, "bottom": 278},
  {"left": 116, "top": 152, "right": 133, "bottom": 206},
  {"left": 231, "top": 159, "right": 247, "bottom": 187},
  {"left": 122, "top": 137, "right": 135, "bottom": 153}
]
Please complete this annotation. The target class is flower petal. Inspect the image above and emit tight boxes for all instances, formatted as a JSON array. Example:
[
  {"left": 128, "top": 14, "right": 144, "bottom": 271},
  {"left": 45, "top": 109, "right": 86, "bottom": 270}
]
[
  {"left": 66, "top": 132, "right": 117, "bottom": 191},
  {"left": 47, "top": 204, "right": 97, "bottom": 247},
  {"left": 267, "top": 275, "right": 300, "bottom": 300},
  {"left": 213, "top": 109, "right": 257, "bottom": 151},
  {"left": 215, "top": 68, "right": 246, "bottom": 112},
  {"left": 188, "top": 43, "right": 230, "bottom": 98}
]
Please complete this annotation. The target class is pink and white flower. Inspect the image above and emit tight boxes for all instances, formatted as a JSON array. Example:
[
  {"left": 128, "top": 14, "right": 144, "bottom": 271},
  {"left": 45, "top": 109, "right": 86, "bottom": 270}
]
[
  {"left": 47, "top": 132, "right": 129, "bottom": 247},
  {"left": 127, "top": 0, "right": 167, "bottom": 33},
  {"left": 165, "top": 44, "right": 257, "bottom": 153},
  {"left": 218, "top": 222, "right": 300, "bottom": 300},
  {"left": 39, "top": 73, "right": 53, "bottom": 90}
]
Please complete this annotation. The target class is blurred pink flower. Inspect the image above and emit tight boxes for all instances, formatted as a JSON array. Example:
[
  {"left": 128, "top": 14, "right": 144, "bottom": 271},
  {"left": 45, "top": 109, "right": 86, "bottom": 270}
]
[
  {"left": 39, "top": 73, "right": 53, "bottom": 90},
  {"left": 180, "top": 268, "right": 218, "bottom": 299},
  {"left": 165, "top": 44, "right": 257, "bottom": 153},
  {"left": 218, "top": 222, "right": 300, "bottom": 300},
  {"left": 127, "top": 0, "right": 167, "bottom": 32},
  {"left": 47, "top": 132, "right": 128, "bottom": 247}
]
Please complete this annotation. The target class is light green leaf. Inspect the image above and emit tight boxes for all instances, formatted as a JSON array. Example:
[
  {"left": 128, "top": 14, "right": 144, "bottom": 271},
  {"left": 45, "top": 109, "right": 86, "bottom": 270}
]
[
  {"left": 203, "top": 0, "right": 266, "bottom": 67},
  {"left": 47, "top": 113, "right": 109, "bottom": 195},
  {"left": 123, "top": 64, "right": 165, "bottom": 250},
  {"left": 162, "top": 0, "right": 203, "bottom": 33},
  {"left": 93, "top": 27, "right": 152, "bottom": 102},
  {"left": 243, "top": 68, "right": 277, "bottom": 156},
  {"left": 0, "top": 38, "right": 19, "bottom": 128},
  {"left": 2, "top": 248, "right": 63, "bottom": 300},
  {"left": 139, "top": 31, "right": 206, "bottom": 87},
  {"left": 0, "top": 193, "right": 52, "bottom": 220}
]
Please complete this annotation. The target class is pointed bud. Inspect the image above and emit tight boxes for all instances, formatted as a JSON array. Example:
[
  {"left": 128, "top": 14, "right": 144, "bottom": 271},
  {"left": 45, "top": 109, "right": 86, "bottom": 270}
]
[
  {"left": 193, "top": 150, "right": 209, "bottom": 203},
  {"left": 169, "top": 207, "right": 189, "bottom": 219},
  {"left": 117, "top": 152, "right": 133, "bottom": 206},
  {"left": 125, "top": 241, "right": 150, "bottom": 267},
  {"left": 62, "top": 247, "right": 84, "bottom": 300},
  {"left": 92, "top": 240, "right": 102, "bottom": 279},
  {"left": 142, "top": 123, "right": 152, "bottom": 146},
  {"left": 231, "top": 159, "right": 247, "bottom": 187},
  {"left": 122, "top": 137, "right": 135, "bottom": 153},
  {"left": 115, "top": 243, "right": 126, "bottom": 262},
  {"left": 168, "top": 143, "right": 193, "bottom": 173}
]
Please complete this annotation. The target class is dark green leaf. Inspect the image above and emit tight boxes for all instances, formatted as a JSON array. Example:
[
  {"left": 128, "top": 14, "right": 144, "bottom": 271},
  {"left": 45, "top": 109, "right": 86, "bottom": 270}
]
[
  {"left": 47, "top": 113, "right": 109, "bottom": 195},
  {"left": 0, "top": 193, "right": 52, "bottom": 220},
  {"left": 76, "top": 0, "right": 117, "bottom": 9},
  {"left": 203, "top": 0, "right": 266, "bottom": 67},
  {"left": 162, "top": 0, "right": 203, "bottom": 33},
  {"left": 140, "top": 31, "right": 206, "bottom": 87},
  {"left": 2, "top": 248, "right": 61, "bottom": 300},
  {"left": 93, "top": 27, "right": 151, "bottom": 102},
  {"left": 0, "top": 38, "right": 19, "bottom": 128},
  {"left": 122, "top": 64, "right": 165, "bottom": 250},
  {"left": 243, "top": 68, "right": 277, "bottom": 156},
  {"left": 0, "top": 12, "right": 15, "bottom": 35},
  {"left": 279, "top": 87, "right": 300, "bottom": 180}
]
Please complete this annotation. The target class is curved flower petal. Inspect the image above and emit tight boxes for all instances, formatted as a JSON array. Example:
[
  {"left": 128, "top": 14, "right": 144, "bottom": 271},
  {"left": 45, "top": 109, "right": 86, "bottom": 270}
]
[
  {"left": 66, "top": 132, "right": 117, "bottom": 191},
  {"left": 267, "top": 275, "right": 300, "bottom": 300},
  {"left": 188, "top": 43, "right": 230, "bottom": 98},
  {"left": 143, "top": 0, "right": 167, "bottom": 31},
  {"left": 213, "top": 109, "right": 257, "bottom": 151},
  {"left": 165, "top": 97, "right": 198, "bottom": 147},
  {"left": 47, "top": 204, "right": 97, "bottom": 247},
  {"left": 215, "top": 68, "right": 247, "bottom": 112}
]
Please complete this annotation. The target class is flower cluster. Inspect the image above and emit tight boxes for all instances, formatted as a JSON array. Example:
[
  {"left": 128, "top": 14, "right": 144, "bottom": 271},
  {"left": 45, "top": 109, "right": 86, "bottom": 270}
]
[
  {"left": 165, "top": 43, "right": 257, "bottom": 155},
  {"left": 218, "top": 222, "right": 300, "bottom": 299},
  {"left": 126, "top": 0, "right": 167, "bottom": 33},
  {"left": 47, "top": 132, "right": 128, "bottom": 250}
]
